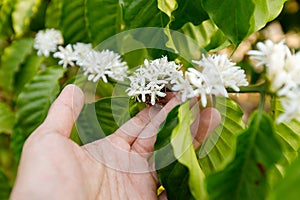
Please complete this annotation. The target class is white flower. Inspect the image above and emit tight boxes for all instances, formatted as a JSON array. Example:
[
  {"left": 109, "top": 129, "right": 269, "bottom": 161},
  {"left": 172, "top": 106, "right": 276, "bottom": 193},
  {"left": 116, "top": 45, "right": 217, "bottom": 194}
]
[
  {"left": 277, "top": 95, "right": 300, "bottom": 123},
  {"left": 80, "top": 49, "right": 128, "bottom": 83},
  {"left": 185, "top": 68, "right": 210, "bottom": 107},
  {"left": 127, "top": 56, "right": 182, "bottom": 105},
  {"left": 193, "top": 54, "right": 248, "bottom": 95},
  {"left": 73, "top": 43, "right": 93, "bottom": 66},
  {"left": 247, "top": 40, "right": 291, "bottom": 91},
  {"left": 53, "top": 45, "right": 76, "bottom": 68},
  {"left": 34, "top": 29, "right": 63, "bottom": 57}
]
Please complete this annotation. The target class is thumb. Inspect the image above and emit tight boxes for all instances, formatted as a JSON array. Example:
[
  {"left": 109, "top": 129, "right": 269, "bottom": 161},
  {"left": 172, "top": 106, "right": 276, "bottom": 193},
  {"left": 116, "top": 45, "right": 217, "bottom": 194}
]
[{"left": 39, "top": 84, "right": 84, "bottom": 137}]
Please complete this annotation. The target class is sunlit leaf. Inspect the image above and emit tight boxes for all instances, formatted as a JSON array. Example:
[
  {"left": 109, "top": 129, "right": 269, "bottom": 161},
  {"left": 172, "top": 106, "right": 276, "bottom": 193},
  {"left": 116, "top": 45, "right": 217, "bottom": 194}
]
[
  {"left": 0, "top": 38, "right": 34, "bottom": 96},
  {"left": 0, "top": 102, "right": 15, "bottom": 134},
  {"left": 11, "top": 66, "right": 65, "bottom": 161},
  {"left": 174, "top": 20, "right": 230, "bottom": 61},
  {"left": 157, "top": 0, "right": 178, "bottom": 19},
  {"left": 207, "top": 112, "right": 282, "bottom": 200},
  {"left": 249, "top": 0, "right": 287, "bottom": 35},
  {"left": 155, "top": 102, "right": 206, "bottom": 200},
  {"left": 199, "top": 97, "right": 245, "bottom": 175},
  {"left": 12, "top": 0, "right": 42, "bottom": 36}
]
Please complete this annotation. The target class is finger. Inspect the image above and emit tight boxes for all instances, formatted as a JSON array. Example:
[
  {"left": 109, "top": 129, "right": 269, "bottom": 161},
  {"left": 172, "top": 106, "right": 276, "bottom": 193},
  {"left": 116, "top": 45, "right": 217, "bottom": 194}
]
[
  {"left": 158, "top": 191, "right": 168, "bottom": 200},
  {"left": 113, "top": 106, "right": 161, "bottom": 146},
  {"left": 191, "top": 108, "right": 221, "bottom": 149},
  {"left": 38, "top": 84, "right": 85, "bottom": 137},
  {"left": 131, "top": 95, "right": 182, "bottom": 155}
]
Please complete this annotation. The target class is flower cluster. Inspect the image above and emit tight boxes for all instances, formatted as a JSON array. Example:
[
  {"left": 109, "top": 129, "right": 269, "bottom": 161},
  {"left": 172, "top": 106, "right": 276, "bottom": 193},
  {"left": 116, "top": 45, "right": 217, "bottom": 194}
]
[
  {"left": 127, "top": 55, "right": 248, "bottom": 106},
  {"left": 248, "top": 40, "right": 300, "bottom": 123},
  {"left": 33, "top": 29, "right": 63, "bottom": 57},
  {"left": 126, "top": 57, "right": 183, "bottom": 105},
  {"left": 33, "top": 29, "right": 128, "bottom": 83},
  {"left": 33, "top": 29, "right": 249, "bottom": 109}
]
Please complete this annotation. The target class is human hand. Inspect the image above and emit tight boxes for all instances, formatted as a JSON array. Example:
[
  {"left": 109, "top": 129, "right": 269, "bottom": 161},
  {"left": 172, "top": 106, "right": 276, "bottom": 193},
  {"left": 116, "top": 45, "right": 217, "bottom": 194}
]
[{"left": 10, "top": 84, "right": 221, "bottom": 200}]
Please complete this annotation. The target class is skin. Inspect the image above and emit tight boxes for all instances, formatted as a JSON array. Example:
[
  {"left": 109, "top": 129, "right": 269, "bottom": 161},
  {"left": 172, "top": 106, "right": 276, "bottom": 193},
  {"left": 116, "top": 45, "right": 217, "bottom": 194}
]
[{"left": 10, "top": 84, "right": 221, "bottom": 200}]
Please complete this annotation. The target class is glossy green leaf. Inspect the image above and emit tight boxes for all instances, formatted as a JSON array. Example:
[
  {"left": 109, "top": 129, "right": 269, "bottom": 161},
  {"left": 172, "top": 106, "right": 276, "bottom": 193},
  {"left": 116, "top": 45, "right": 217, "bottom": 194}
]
[
  {"left": 249, "top": 0, "right": 287, "bottom": 35},
  {"left": 85, "top": 0, "right": 121, "bottom": 45},
  {"left": 207, "top": 112, "right": 283, "bottom": 200},
  {"left": 268, "top": 100, "right": 300, "bottom": 187},
  {"left": 170, "top": 0, "right": 209, "bottom": 30},
  {"left": 60, "top": 0, "right": 89, "bottom": 43},
  {"left": 77, "top": 96, "right": 143, "bottom": 144},
  {"left": 0, "top": 38, "right": 34, "bottom": 95},
  {"left": 45, "top": 0, "right": 62, "bottom": 29},
  {"left": 155, "top": 102, "right": 206, "bottom": 200},
  {"left": 122, "top": 0, "right": 169, "bottom": 29},
  {"left": 0, "top": 102, "right": 15, "bottom": 134},
  {"left": 0, "top": 168, "right": 10, "bottom": 200},
  {"left": 12, "top": 0, "right": 42, "bottom": 36},
  {"left": 175, "top": 20, "right": 230, "bottom": 61},
  {"left": 14, "top": 54, "right": 44, "bottom": 95},
  {"left": 202, "top": 0, "right": 285, "bottom": 46},
  {"left": 11, "top": 66, "right": 65, "bottom": 161},
  {"left": 269, "top": 150, "right": 300, "bottom": 200},
  {"left": 199, "top": 97, "right": 244, "bottom": 175}
]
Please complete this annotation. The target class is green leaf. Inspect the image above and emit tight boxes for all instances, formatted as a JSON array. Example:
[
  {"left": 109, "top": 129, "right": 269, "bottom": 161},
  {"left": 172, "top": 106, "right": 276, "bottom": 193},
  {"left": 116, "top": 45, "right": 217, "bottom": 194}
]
[
  {"left": 202, "top": 0, "right": 254, "bottom": 46},
  {"left": 269, "top": 149, "right": 300, "bottom": 200},
  {"left": 157, "top": 0, "right": 178, "bottom": 19},
  {"left": 60, "top": 0, "right": 89, "bottom": 43},
  {"left": 45, "top": 0, "right": 62, "bottom": 29},
  {"left": 14, "top": 54, "right": 44, "bottom": 95},
  {"left": 0, "top": 167, "right": 11, "bottom": 200},
  {"left": 155, "top": 102, "right": 206, "bottom": 200},
  {"left": 199, "top": 97, "right": 245, "bottom": 175},
  {"left": 170, "top": 0, "right": 209, "bottom": 30},
  {"left": 0, "top": 102, "right": 15, "bottom": 134},
  {"left": 76, "top": 96, "right": 143, "bottom": 144},
  {"left": 0, "top": 38, "right": 34, "bottom": 95},
  {"left": 175, "top": 20, "right": 230, "bottom": 61},
  {"left": 11, "top": 66, "right": 65, "bottom": 161},
  {"left": 12, "top": 0, "right": 42, "bottom": 37},
  {"left": 122, "top": 0, "right": 169, "bottom": 29},
  {"left": 248, "top": 0, "right": 287, "bottom": 35},
  {"left": 85, "top": 0, "right": 122, "bottom": 45},
  {"left": 207, "top": 112, "right": 283, "bottom": 200},
  {"left": 202, "top": 0, "right": 285, "bottom": 46},
  {"left": 268, "top": 100, "right": 300, "bottom": 187}
]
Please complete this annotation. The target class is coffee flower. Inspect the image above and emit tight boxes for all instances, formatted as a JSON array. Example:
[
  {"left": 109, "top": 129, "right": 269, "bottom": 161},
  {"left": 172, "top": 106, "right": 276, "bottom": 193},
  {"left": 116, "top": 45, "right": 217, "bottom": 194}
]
[
  {"left": 80, "top": 49, "right": 128, "bottom": 83},
  {"left": 247, "top": 40, "right": 291, "bottom": 92},
  {"left": 53, "top": 44, "right": 76, "bottom": 68},
  {"left": 127, "top": 57, "right": 182, "bottom": 105},
  {"left": 248, "top": 40, "right": 300, "bottom": 123},
  {"left": 73, "top": 43, "right": 93, "bottom": 66},
  {"left": 34, "top": 29, "right": 63, "bottom": 57}
]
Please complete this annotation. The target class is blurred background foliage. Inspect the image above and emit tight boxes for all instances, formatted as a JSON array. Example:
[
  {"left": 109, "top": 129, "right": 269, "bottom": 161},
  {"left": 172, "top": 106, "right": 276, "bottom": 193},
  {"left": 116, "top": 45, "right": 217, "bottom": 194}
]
[{"left": 0, "top": 0, "right": 299, "bottom": 199}]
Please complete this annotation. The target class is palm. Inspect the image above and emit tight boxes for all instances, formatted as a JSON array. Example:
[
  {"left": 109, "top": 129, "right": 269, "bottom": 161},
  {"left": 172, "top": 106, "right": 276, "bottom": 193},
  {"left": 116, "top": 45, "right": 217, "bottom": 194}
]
[
  {"left": 35, "top": 132, "right": 158, "bottom": 200},
  {"left": 11, "top": 85, "right": 220, "bottom": 200}
]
